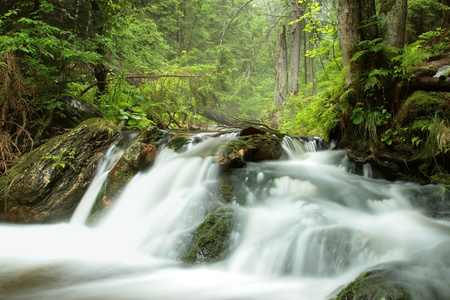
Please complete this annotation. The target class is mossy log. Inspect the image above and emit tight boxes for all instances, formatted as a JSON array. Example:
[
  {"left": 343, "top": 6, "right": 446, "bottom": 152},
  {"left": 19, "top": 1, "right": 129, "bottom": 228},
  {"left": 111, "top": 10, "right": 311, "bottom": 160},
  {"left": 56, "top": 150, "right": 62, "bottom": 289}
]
[{"left": 410, "top": 76, "right": 450, "bottom": 92}]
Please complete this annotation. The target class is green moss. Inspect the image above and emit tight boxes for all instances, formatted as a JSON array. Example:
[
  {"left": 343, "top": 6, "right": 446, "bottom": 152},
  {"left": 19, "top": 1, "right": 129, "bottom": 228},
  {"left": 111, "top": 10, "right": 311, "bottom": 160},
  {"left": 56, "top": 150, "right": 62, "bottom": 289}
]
[
  {"left": 430, "top": 172, "right": 450, "bottom": 185},
  {"left": 396, "top": 91, "right": 446, "bottom": 126},
  {"left": 216, "top": 134, "right": 283, "bottom": 168},
  {"left": 87, "top": 159, "right": 134, "bottom": 226},
  {"left": 219, "top": 185, "right": 234, "bottom": 203},
  {"left": 0, "top": 118, "right": 118, "bottom": 221},
  {"left": 336, "top": 269, "right": 412, "bottom": 300},
  {"left": 181, "top": 206, "right": 234, "bottom": 264}
]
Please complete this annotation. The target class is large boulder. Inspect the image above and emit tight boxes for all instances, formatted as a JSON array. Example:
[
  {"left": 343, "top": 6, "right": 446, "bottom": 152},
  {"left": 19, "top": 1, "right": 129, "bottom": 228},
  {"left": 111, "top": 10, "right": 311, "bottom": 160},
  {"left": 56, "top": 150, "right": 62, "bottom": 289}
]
[
  {"left": 0, "top": 118, "right": 119, "bottom": 223},
  {"left": 52, "top": 96, "right": 103, "bottom": 128},
  {"left": 215, "top": 129, "right": 283, "bottom": 168},
  {"left": 335, "top": 269, "right": 411, "bottom": 300}
]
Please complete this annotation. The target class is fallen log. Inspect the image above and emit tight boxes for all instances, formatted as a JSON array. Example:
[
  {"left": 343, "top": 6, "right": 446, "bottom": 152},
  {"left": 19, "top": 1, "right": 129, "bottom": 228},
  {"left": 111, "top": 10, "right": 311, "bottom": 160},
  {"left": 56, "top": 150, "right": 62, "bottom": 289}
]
[
  {"left": 200, "top": 108, "right": 280, "bottom": 135},
  {"left": 410, "top": 76, "right": 450, "bottom": 92}
]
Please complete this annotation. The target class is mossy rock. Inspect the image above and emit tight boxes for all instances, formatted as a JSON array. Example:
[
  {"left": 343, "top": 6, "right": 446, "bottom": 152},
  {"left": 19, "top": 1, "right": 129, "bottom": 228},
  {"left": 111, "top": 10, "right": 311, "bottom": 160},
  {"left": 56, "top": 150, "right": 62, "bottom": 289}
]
[
  {"left": 335, "top": 269, "right": 412, "bottom": 300},
  {"left": 395, "top": 91, "right": 448, "bottom": 127},
  {"left": 215, "top": 134, "right": 283, "bottom": 168},
  {"left": 0, "top": 118, "right": 119, "bottom": 223},
  {"left": 181, "top": 206, "right": 234, "bottom": 264},
  {"left": 137, "top": 126, "right": 167, "bottom": 146}
]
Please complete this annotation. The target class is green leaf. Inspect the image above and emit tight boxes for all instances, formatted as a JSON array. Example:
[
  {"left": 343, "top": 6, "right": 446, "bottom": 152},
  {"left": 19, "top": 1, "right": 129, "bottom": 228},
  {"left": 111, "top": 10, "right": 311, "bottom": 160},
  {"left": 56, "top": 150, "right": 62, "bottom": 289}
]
[{"left": 350, "top": 50, "right": 368, "bottom": 62}]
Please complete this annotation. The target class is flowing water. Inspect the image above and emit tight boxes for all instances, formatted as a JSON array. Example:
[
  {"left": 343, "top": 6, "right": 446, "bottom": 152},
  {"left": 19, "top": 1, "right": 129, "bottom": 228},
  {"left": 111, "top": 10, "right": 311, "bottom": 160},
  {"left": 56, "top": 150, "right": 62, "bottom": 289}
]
[{"left": 1, "top": 134, "right": 450, "bottom": 299}]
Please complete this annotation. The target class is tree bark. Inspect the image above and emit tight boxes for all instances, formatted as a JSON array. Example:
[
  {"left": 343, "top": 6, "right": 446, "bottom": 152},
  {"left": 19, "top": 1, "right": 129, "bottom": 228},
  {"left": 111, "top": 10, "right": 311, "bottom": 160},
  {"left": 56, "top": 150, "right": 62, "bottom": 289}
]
[
  {"left": 337, "top": 0, "right": 363, "bottom": 88},
  {"left": 289, "top": 1, "right": 303, "bottom": 95},
  {"left": 337, "top": 0, "right": 377, "bottom": 88},
  {"left": 379, "top": 0, "right": 408, "bottom": 48},
  {"left": 90, "top": 0, "right": 107, "bottom": 98},
  {"left": 304, "top": 30, "right": 307, "bottom": 84},
  {"left": 273, "top": 25, "right": 288, "bottom": 107},
  {"left": 308, "top": 32, "right": 315, "bottom": 94},
  {"left": 442, "top": 0, "right": 450, "bottom": 27}
]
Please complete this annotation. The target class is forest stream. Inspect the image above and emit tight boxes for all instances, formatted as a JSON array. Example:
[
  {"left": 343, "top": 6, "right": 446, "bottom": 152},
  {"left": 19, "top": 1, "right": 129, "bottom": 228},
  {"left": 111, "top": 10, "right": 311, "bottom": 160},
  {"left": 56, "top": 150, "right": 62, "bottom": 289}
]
[{"left": 0, "top": 133, "right": 449, "bottom": 299}]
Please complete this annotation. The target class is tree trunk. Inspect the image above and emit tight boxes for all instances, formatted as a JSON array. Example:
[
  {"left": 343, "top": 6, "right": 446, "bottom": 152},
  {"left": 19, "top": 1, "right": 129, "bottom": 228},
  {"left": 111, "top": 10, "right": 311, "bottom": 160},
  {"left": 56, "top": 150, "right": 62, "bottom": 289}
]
[
  {"left": 274, "top": 25, "right": 288, "bottom": 107},
  {"left": 308, "top": 32, "right": 315, "bottom": 94},
  {"left": 90, "top": 0, "right": 108, "bottom": 98},
  {"left": 337, "top": 0, "right": 377, "bottom": 89},
  {"left": 442, "top": 0, "right": 450, "bottom": 26},
  {"left": 289, "top": 1, "right": 303, "bottom": 95},
  {"left": 337, "top": 0, "right": 363, "bottom": 88},
  {"left": 379, "top": 0, "right": 408, "bottom": 48},
  {"left": 304, "top": 30, "right": 308, "bottom": 84}
]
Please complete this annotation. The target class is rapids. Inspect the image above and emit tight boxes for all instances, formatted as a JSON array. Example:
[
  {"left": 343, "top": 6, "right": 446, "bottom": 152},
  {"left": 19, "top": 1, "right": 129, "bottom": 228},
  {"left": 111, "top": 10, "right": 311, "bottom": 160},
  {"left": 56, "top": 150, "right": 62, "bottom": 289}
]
[{"left": 1, "top": 134, "right": 449, "bottom": 299}]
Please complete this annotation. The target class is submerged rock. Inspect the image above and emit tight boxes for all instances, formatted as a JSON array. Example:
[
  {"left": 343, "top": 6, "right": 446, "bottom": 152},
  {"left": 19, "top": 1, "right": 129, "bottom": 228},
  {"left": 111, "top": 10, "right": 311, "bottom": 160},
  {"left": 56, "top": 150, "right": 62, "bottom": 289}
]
[
  {"left": 335, "top": 269, "right": 411, "bottom": 300},
  {"left": 335, "top": 241, "right": 450, "bottom": 300},
  {"left": 0, "top": 118, "right": 119, "bottom": 223},
  {"left": 181, "top": 206, "right": 234, "bottom": 264}
]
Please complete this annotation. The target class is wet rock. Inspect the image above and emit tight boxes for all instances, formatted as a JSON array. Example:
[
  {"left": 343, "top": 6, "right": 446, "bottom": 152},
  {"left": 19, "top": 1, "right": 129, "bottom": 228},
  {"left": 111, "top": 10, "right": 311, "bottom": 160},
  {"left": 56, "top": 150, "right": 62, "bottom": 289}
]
[
  {"left": 166, "top": 133, "right": 203, "bottom": 152},
  {"left": 181, "top": 206, "right": 234, "bottom": 264},
  {"left": 215, "top": 133, "right": 283, "bottom": 168},
  {"left": 87, "top": 127, "right": 167, "bottom": 224},
  {"left": 0, "top": 118, "right": 119, "bottom": 223},
  {"left": 335, "top": 269, "right": 412, "bottom": 300}
]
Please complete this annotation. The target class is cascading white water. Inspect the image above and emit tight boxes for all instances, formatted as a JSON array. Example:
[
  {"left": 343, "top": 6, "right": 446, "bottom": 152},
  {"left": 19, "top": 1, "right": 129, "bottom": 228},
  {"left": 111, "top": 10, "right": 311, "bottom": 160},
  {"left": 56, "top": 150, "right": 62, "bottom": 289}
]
[
  {"left": 70, "top": 133, "right": 138, "bottom": 226},
  {"left": 1, "top": 134, "right": 449, "bottom": 300}
]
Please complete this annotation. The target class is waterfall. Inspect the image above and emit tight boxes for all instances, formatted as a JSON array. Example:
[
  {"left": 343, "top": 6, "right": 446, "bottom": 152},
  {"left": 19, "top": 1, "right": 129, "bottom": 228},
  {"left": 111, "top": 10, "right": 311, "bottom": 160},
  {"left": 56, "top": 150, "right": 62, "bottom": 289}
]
[
  {"left": 1, "top": 133, "right": 449, "bottom": 300},
  {"left": 70, "top": 133, "right": 138, "bottom": 225}
]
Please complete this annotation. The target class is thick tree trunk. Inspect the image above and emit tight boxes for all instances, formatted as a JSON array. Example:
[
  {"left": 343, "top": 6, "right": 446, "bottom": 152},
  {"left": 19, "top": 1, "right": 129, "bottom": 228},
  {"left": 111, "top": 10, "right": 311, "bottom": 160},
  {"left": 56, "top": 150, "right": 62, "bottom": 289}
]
[
  {"left": 273, "top": 25, "right": 288, "bottom": 107},
  {"left": 337, "top": 0, "right": 377, "bottom": 89},
  {"left": 289, "top": 1, "right": 303, "bottom": 95},
  {"left": 379, "top": 0, "right": 408, "bottom": 48},
  {"left": 337, "top": 0, "right": 363, "bottom": 88}
]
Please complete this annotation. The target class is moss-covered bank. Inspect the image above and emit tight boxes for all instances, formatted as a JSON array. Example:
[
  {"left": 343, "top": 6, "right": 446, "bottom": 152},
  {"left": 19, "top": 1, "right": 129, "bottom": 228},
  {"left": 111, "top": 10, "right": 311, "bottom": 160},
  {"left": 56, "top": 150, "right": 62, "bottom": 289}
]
[{"left": 340, "top": 91, "right": 449, "bottom": 185}]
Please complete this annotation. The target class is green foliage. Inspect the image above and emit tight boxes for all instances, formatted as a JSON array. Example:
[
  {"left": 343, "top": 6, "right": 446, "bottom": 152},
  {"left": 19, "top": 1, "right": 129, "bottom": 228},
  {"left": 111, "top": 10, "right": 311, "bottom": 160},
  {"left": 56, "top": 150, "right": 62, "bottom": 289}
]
[
  {"left": 42, "top": 148, "right": 76, "bottom": 172},
  {"left": 381, "top": 128, "right": 406, "bottom": 146},
  {"left": 392, "top": 40, "right": 431, "bottom": 81},
  {"left": 109, "top": 7, "right": 171, "bottom": 73},
  {"left": 280, "top": 54, "right": 345, "bottom": 139},
  {"left": 411, "top": 113, "right": 449, "bottom": 156},
  {"left": 351, "top": 105, "right": 391, "bottom": 141}
]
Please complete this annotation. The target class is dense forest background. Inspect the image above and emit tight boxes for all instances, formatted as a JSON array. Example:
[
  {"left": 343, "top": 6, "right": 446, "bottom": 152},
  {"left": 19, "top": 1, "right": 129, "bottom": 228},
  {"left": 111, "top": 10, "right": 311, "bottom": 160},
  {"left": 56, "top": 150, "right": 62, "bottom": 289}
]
[{"left": 1, "top": 0, "right": 449, "bottom": 177}]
